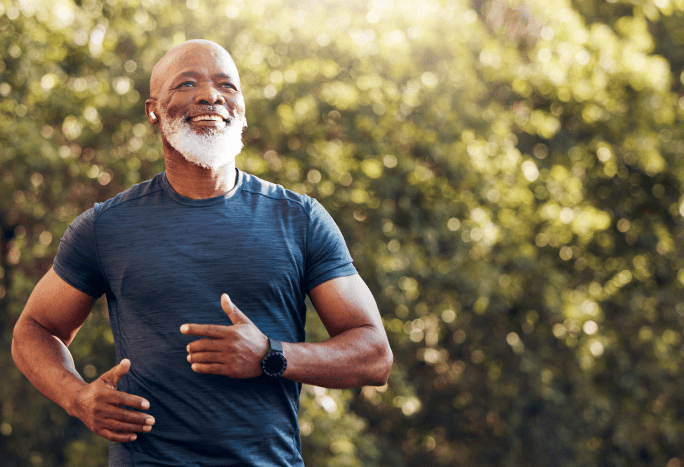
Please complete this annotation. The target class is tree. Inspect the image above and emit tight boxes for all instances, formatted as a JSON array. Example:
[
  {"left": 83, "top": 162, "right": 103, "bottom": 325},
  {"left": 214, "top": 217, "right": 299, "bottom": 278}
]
[{"left": 2, "top": 0, "right": 684, "bottom": 465}]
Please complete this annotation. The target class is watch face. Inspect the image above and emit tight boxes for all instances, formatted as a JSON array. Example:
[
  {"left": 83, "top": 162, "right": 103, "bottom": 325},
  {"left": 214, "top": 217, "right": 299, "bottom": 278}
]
[{"left": 262, "top": 352, "right": 287, "bottom": 377}]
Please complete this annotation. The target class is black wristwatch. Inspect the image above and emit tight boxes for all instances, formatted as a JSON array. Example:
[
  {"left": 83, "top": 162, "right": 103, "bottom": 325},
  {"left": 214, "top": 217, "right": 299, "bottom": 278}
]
[{"left": 261, "top": 338, "right": 287, "bottom": 377}]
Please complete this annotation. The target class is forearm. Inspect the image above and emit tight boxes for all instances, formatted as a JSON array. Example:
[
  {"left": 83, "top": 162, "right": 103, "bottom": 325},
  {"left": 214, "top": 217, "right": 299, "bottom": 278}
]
[
  {"left": 11, "top": 318, "right": 87, "bottom": 416},
  {"left": 281, "top": 325, "right": 393, "bottom": 389}
]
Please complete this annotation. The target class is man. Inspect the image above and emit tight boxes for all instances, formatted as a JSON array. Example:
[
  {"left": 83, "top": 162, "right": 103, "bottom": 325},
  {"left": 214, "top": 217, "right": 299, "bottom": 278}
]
[{"left": 12, "top": 39, "right": 393, "bottom": 466}]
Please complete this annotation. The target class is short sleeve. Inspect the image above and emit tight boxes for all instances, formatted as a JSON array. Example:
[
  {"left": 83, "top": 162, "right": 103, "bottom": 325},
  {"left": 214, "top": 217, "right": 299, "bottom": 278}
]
[
  {"left": 53, "top": 207, "right": 107, "bottom": 298},
  {"left": 305, "top": 199, "right": 357, "bottom": 292}
]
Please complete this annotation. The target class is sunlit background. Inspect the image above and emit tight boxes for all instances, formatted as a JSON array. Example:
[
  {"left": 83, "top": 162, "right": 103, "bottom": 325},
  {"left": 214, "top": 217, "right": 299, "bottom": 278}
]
[{"left": 3, "top": 0, "right": 684, "bottom": 465}]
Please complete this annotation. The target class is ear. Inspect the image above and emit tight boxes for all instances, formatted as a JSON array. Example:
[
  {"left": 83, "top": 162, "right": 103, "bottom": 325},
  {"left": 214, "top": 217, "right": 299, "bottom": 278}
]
[{"left": 145, "top": 99, "right": 158, "bottom": 125}]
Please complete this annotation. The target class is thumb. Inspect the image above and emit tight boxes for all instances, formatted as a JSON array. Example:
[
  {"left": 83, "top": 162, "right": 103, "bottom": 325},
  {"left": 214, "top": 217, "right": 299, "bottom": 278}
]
[
  {"left": 221, "top": 293, "right": 252, "bottom": 325},
  {"left": 100, "top": 358, "right": 130, "bottom": 389}
]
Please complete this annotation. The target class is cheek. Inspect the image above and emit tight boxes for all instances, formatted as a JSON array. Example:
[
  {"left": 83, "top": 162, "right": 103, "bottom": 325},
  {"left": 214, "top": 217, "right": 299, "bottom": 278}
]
[
  {"left": 162, "top": 94, "right": 192, "bottom": 118},
  {"left": 226, "top": 94, "right": 246, "bottom": 113}
]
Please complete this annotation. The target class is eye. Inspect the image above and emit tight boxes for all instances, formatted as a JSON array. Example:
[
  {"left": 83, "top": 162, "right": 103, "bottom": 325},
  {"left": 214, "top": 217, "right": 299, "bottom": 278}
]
[
  {"left": 178, "top": 81, "right": 196, "bottom": 88},
  {"left": 220, "top": 83, "right": 238, "bottom": 91}
]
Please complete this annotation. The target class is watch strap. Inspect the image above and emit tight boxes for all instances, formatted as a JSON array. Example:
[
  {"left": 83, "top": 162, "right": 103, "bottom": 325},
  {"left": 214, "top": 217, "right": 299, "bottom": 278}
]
[{"left": 269, "top": 338, "right": 283, "bottom": 352}]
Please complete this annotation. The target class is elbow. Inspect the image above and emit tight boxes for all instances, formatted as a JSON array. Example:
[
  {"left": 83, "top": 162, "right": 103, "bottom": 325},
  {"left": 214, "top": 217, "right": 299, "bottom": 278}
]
[
  {"left": 10, "top": 337, "right": 18, "bottom": 368},
  {"left": 10, "top": 335, "right": 27, "bottom": 376},
  {"left": 368, "top": 340, "right": 393, "bottom": 387},
  {"left": 11, "top": 320, "right": 26, "bottom": 371}
]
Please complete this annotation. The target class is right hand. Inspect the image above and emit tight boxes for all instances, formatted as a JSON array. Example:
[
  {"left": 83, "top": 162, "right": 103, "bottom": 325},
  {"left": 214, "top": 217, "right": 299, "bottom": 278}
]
[{"left": 71, "top": 359, "right": 155, "bottom": 442}]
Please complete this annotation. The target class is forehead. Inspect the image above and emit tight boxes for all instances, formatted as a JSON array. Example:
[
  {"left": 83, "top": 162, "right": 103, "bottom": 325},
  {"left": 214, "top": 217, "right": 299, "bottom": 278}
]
[
  {"left": 168, "top": 46, "right": 238, "bottom": 78},
  {"left": 152, "top": 43, "right": 240, "bottom": 91}
]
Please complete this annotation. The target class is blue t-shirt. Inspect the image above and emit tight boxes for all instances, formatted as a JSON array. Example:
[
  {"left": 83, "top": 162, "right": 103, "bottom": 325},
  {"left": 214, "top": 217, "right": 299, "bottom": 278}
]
[{"left": 53, "top": 170, "right": 357, "bottom": 466}]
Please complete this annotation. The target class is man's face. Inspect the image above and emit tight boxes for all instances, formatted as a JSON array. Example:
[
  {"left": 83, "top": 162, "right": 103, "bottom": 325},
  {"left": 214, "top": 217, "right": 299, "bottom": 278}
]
[{"left": 151, "top": 42, "right": 247, "bottom": 170}]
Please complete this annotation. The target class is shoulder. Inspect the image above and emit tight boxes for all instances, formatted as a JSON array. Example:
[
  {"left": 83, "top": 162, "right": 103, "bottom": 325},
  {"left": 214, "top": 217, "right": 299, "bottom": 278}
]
[
  {"left": 239, "top": 174, "right": 344, "bottom": 238},
  {"left": 240, "top": 172, "right": 315, "bottom": 214},
  {"left": 92, "top": 174, "right": 165, "bottom": 218}
]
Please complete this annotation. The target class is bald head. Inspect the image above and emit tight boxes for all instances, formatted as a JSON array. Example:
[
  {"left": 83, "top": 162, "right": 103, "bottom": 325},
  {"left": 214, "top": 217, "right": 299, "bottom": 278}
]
[
  {"left": 149, "top": 40, "right": 239, "bottom": 99},
  {"left": 144, "top": 38, "right": 246, "bottom": 172}
]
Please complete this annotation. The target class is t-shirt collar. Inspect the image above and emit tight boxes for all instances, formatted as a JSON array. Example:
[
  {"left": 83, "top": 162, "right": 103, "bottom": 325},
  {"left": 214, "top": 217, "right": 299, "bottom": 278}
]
[{"left": 160, "top": 168, "right": 244, "bottom": 206}]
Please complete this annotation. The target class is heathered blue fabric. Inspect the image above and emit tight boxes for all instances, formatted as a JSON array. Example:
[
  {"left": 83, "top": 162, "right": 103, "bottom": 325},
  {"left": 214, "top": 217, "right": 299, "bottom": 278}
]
[{"left": 53, "top": 170, "right": 357, "bottom": 466}]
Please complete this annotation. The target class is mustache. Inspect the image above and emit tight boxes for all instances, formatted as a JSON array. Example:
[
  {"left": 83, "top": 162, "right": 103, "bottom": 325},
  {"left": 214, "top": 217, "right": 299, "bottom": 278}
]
[
  {"left": 159, "top": 106, "right": 248, "bottom": 132},
  {"left": 184, "top": 105, "right": 246, "bottom": 123}
]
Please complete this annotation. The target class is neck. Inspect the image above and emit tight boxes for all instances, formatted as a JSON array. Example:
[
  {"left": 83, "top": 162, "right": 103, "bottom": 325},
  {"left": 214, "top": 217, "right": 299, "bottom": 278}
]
[{"left": 164, "top": 150, "right": 238, "bottom": 199}]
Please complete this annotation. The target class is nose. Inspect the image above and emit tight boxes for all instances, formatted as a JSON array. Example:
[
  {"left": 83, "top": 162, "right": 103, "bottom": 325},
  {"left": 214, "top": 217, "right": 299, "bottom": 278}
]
[{"left": 195, "top": 84, "right": 225, "bottom": 106}]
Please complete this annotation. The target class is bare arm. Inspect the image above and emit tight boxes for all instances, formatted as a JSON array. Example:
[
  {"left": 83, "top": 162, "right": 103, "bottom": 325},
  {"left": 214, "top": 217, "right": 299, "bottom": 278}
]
[
  {"left": 281, "top": 274, "right": 393, "bottom": 388},
  {"left": 12, "top": 267, "right": 154, "bottom": 442},
  {"left": 183, "top": 274, "right": 393, "bottom": 389},
  {"left": 12, "top": 267, "right": 95, "bottom": 406}
]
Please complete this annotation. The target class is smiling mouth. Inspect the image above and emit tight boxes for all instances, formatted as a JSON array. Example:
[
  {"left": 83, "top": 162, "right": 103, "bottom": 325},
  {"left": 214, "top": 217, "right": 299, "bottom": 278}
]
[{"left": 189, "top": 115, "right": 226, "bottom": 123}]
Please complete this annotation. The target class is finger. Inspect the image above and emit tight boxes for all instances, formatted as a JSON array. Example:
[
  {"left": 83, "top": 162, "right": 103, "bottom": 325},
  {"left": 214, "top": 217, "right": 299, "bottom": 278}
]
[
  {"left": 105, "top": 405, "right": 155, "bottom": 427},
  {"left": 187, "top": 351, "right": 222, "bottom": 364},
  {"left": 221, "top": 293, "right": 252, "bottom": 325},
  {"left": 186, "top": 338, "right": 220, "bottom": 353},
  {"left": 180, "top": 324, "right": 228, "bottom": 338},
  {"left": 103, "top": 417, "right": 154, "bottom": 434},
  {"left": 100, "top": 359, "right": 131, "bottom": 389},
  {"left": 99, "top": 428, "right": 139, "bottom": 443},
  {"left": 107, "top": 390, "right": 151, "bottom": 411},
  {"left": 190, "top": 362, "right": 224, "bottom": 374}
]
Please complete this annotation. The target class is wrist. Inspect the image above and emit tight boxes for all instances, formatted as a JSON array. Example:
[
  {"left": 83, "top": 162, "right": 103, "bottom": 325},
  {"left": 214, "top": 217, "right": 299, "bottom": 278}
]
[
  {"left": 64, "top": 378, "right": 89, "bottom": 419},
  {"left": 260, "top": 338, "right": 287, "bottom": 377}
]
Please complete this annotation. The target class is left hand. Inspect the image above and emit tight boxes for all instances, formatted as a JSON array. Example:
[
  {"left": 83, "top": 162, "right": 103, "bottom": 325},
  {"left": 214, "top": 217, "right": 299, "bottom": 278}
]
[{"left": 180, "top": 293, "right": 268, "bottom": 378}]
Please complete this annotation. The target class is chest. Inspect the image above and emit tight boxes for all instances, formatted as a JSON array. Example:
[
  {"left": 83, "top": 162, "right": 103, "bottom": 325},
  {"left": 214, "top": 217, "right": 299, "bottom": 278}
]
[{"left": 95, "top": 206, "right": 308, "bottom": 328}]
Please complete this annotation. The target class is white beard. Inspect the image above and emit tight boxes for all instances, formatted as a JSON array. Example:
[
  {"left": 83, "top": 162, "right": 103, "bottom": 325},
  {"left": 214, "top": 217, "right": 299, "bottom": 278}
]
[{"left": 161, "top": 110, "right": 246, "bottom": 170}]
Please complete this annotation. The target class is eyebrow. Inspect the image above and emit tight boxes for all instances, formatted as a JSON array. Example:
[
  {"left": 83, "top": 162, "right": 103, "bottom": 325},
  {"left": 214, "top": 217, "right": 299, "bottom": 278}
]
[{"left": 174, "top": 71, "right": 235, "bottom": 81}]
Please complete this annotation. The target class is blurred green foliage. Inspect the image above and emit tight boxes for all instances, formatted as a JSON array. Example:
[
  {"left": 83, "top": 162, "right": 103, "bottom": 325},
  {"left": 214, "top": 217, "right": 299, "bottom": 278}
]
[{"left": 3, "top": 0, "right": 684, "bottom": 465}]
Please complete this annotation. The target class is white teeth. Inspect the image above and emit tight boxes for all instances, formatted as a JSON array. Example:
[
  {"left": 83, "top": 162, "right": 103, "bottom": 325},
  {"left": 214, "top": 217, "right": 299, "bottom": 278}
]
[{"left": 191, "top": 115, "right": 224, "bottom": 122}]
